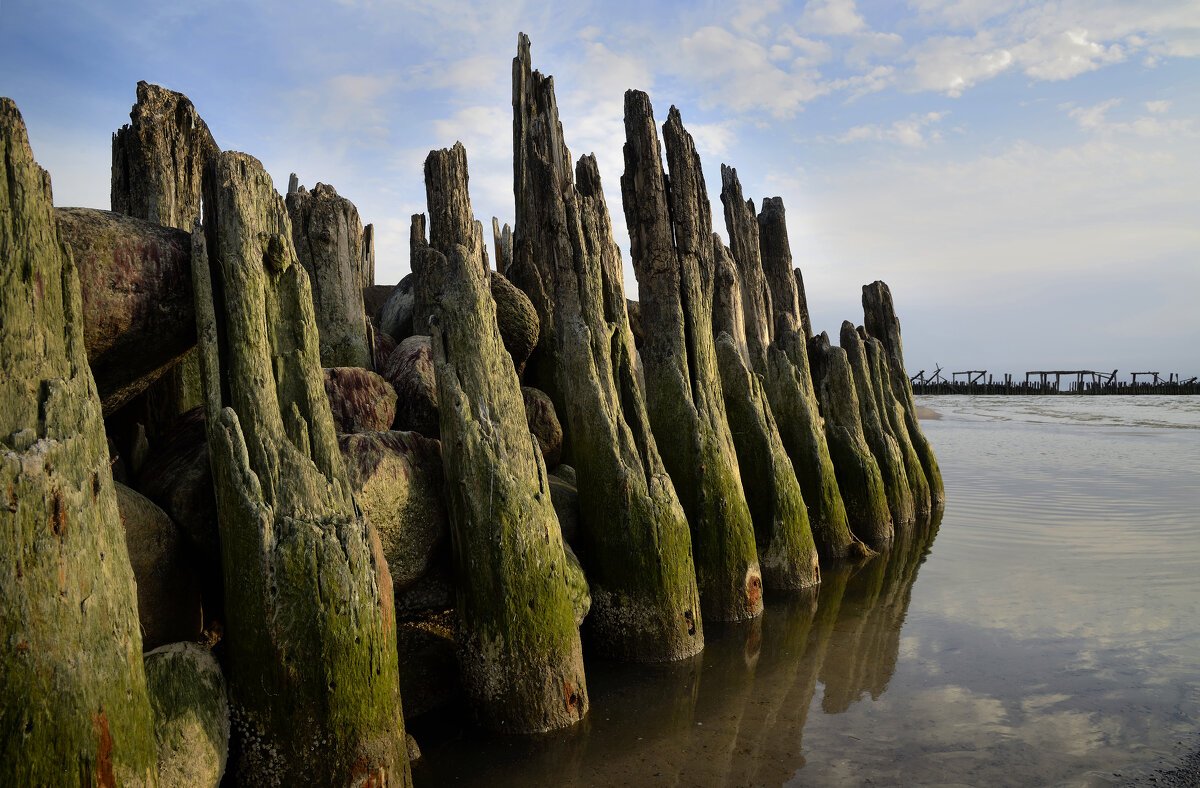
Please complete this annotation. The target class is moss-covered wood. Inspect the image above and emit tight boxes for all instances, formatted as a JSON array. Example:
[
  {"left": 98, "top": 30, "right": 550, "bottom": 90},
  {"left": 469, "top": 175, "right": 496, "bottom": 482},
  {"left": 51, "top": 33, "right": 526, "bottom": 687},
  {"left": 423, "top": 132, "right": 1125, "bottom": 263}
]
[
  {"left": 715, "top": 333, "right": 820, "bottom": 590},
  {"left": 840, "top": 322, "right": 916, "bottom": 528},
  {"left": 807, "top": 332, "right": 893, "bottom": 549},
  {"left": 764, "top": 330, "right": 868, "bottom": 562},
  {"left": 286, "top": 182, "right": 374, "bottom": 369},
  {"left": 719, "top": 165, "right": 773, "bottom": 375},
  {"left": 862, "top": 281, "right": 945, "bottom": 509},
  {"left": 756, "top": 197, "right": 806, "bottom": 338},
  {"left": 508, "top": 36, "right": 704, "bottom": 661},
  {"left": 1, "top": 97, "right": 158, "bottom": 787},
  {"left": 193, "top": 150, "right": 409, "bottom": 786},
  {"left": 424, "top": 143, "right": 588, "bottom": 732},
  {"left": 622, "top": 93, "right": 763, "bottom": 622},
  {"left": 862, "top": 332, "right": 932, "bottom": 517}
]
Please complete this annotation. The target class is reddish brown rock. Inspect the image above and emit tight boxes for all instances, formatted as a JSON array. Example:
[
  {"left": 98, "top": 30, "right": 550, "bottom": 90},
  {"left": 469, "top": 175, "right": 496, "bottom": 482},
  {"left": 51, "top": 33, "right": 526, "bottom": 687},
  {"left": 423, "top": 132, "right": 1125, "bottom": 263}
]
[
  {"left": 373, "top": 325, "right": 398, "bottom": 372},
  {"left": 56, "top": 207, "right": 194, "bottom": 415},
  {"left": 323, "top": 367, "right": 398, "bottom": 434},
  {"left": 521, "top": 386, "right": 563, "bottom": 468},
  {"left": 383, "top": 335, "right": 439, "bottom": 437}
]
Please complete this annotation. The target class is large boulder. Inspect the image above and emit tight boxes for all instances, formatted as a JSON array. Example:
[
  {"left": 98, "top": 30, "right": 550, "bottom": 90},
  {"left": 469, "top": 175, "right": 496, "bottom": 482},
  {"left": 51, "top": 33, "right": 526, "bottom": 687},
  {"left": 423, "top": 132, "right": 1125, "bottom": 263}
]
[
  {"left": 114, "top": 482, "right": 203, "bottom": 651},
  {"left": 383, "top": 335, "right": 439, "bottom": 437},
  {"left": 144, "top": 642, "right": 230, "bottom": 788},
  {"left": 338, "top": 430, "right": 447, "bottom": 590},
  {"left": 489, "top": 270, "right": 539, "bottom": 374},
  {"left": 56, "top": 207, "right": 194, "bottom": 415},
  {"left": 377, "top": 273, "right": 416, "bottom": 341},
  {"left": 521, "top": 386, "right": 563, "bottom": 468},
  {"left": 135, "top": 407, "right": 219, "bottom": 563},
  {"left": 547, "top": 469, "right": 579, "bottom": 547},
  {"left": 363, "top": 283, "right": 394, "bottom": 322},
  {"left": 323, "top": 367, "right": 397, "bottom": 434},
  {"left": 372, "top": 324, "right": 398, "bottom": 372}
]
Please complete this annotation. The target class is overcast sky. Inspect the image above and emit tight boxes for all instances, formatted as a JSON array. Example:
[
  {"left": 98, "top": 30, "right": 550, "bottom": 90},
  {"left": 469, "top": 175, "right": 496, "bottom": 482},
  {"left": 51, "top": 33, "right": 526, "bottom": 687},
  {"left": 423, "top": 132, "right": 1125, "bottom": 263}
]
[{"left": 3, "top": 0, "right": 1197, "bottom": 378}]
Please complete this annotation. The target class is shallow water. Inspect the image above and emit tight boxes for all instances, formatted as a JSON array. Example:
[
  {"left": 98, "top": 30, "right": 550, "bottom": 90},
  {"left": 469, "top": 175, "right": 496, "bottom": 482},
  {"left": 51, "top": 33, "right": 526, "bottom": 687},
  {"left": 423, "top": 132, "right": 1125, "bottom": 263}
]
[{"left": 413, "top": 395, "right": 1200, "bottom": 786}]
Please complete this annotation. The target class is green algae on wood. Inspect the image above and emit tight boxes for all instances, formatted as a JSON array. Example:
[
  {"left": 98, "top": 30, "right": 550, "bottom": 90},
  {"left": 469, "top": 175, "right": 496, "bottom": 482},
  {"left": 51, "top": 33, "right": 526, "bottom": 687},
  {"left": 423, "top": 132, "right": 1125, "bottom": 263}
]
[
  {"left": 861, "top": 331, "right": 932, "bottom": 517},
  {"left": 764, "top": 330, "right": 869, "bottom": 562},
  {"left": 840, "top": 322, "right": 916, "bottom": 529},
  {"left": 807, "top": 331, "right": 894, "bottom": 550},
  {"left": 622, "top": 92, "right": 763, "bottom": 622},
  {"left": 1, "top": 96, "right": 159, "bottom": 787},
  {"left": 424, "top": 143, "right": 588, "bottom": 732},
  {"left": 715, "top": 332, "right": 820, "bottom": 590},
  {"left": 193, "top": 150, "right": 410, "bottom": 786},
  {"left": 509, "top": 35, "right": 704, "bottom": 661},
  {"left": 862, "top": 281, "right": 945, "bottom": 509}
]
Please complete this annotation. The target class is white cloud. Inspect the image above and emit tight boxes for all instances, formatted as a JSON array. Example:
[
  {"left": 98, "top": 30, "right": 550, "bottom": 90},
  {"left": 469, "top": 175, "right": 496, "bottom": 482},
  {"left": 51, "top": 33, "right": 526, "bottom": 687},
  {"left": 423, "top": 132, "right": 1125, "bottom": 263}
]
[
  {"left": 1012, "top": 29, "right": 1125, "bottom": 81},
  {"left": 800, "top": 0, "right": 867, "bottom": 36},
  {"left": 837, "top": 110, "right": 950, "bottom": 147},
  {"left": 678, "top": 26, "right": 830, "bottom": 117},
  {"left": 1067, "top": 98, "right": 1198, "bottom": 139},
  {"left": 908, "top": 34, "right": 1014, "bottom": 96}
]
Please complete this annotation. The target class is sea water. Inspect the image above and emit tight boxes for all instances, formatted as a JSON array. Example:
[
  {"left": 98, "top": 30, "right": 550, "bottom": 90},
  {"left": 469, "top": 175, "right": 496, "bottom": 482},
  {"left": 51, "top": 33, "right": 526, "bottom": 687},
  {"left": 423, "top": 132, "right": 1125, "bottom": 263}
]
[{"left": 412, "top": 395, "right": 1200, "bottom": 786}]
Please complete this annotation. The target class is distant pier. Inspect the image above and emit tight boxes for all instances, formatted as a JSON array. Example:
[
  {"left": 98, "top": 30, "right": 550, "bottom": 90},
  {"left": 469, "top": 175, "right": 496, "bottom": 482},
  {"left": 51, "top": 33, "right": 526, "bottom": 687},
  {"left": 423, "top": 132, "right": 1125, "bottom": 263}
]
[{"left": 911, "top": 367, "right": 1199, "bottom": 395}]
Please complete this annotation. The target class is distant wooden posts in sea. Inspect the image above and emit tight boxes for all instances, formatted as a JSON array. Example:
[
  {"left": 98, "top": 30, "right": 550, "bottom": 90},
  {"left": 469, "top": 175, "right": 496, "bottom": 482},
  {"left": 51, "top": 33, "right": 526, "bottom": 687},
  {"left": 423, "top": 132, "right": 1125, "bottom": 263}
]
[{"left": 911, "top": 367, "right": 1199, "bottom": 395}]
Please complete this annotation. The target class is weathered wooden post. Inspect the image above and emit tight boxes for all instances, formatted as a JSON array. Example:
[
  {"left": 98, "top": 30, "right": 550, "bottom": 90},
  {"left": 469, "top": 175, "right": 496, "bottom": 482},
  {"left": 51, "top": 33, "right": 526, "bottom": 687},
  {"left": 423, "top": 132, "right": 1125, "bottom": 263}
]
[
  {"left": 424, "top": 143, "right": 589, "bottom": 731},
  {"left": 622, "top": 93, "right": 764, "bottom": 621},
  {"left": 194, "top": 150, "right": 410, "bottom": 785},
  {"left": 509, "top": 36, "right": 705, "bottom": 660},
  {"left": 2, "top": 97, "right": 159, "bottom": 786}
]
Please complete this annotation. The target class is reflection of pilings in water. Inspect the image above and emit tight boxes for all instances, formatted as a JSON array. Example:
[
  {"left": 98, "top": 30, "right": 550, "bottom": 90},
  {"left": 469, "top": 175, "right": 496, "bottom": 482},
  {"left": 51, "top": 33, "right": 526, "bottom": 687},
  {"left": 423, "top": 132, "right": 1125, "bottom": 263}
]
[
  {"left": 818, "top": 511, "right": 942, "bottom": 714},
  {"left": 727, "top": 590, "right": 820, "bottom": 786},
  {"left": 731, "top": 568, "right": 854, "bottom": 786},
  {"left": 675, "top": 617, "right": 763, "bottom": 787}
]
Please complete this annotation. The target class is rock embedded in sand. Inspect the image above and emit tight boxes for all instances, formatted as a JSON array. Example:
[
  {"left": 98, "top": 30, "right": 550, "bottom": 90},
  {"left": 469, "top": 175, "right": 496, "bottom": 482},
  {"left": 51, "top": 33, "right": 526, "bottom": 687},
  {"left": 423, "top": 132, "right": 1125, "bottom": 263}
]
[
  {"left": 339, "top": 429, "right": 446, "bottom": 590},
  {"left": 144, "top": 642, "right": 230, "bottom": 788},
  {"left": 383, "top": 335, "right": 439, "bottom": 437},
  {"left": 115, "top": 482, "right": 204, "bottom": 651}
]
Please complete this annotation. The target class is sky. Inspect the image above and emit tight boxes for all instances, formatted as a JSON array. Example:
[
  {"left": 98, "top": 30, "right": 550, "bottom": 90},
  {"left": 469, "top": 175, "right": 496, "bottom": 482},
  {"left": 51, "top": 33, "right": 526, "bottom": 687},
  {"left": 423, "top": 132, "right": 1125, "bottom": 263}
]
[{"left": 2, "top": 0, "right": 1198, "bottom": 379}]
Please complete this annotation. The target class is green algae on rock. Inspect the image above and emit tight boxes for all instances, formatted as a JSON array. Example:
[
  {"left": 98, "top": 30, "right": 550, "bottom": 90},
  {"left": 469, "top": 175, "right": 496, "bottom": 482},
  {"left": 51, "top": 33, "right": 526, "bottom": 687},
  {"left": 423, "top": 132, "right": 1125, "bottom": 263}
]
[
  {"left": 510, "top": 35, "right": 705, "bottom": 660},
  {"left": 144, "top": 642, "right": 230, "bottom": 788},
  {"left": 193, "top": 150, "right": 410, "bottom": 785},
  {"left": 424, "top": 142, "right": 589, "bottom": 732},
  {"left": 1, "top": 96, "right": 159, "bottom": 787}
]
